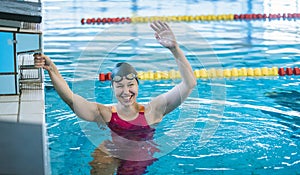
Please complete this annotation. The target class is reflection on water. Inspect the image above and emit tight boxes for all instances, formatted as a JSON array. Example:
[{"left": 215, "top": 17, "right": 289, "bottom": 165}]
[
  {"left": 266, "top": 90, "right": 300, "bottom": 112},
  {"left": 264, "top": 90, "right": 300, "bottom": 139}
]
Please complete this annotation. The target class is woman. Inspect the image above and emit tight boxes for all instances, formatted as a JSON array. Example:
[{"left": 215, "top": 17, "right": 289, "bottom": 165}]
[{"left": 35, "top": 21, "right": 196, "bottom": 174}]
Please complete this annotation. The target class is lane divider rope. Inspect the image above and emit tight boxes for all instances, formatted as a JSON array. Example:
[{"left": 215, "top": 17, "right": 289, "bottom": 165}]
[
  {"left": 82, "top": 13, "right": 300, "bottom": 25},
  {"left": 99, "top": 67, "right": 300, "bottom": 81}
]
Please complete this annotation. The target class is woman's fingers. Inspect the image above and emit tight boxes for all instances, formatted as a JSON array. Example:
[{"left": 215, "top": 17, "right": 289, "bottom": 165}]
[
  {"left": 150, "top": 21, "right": 177, "bottom": 49},
  {"left": 150, "top": 22, "right": 159, "bottom": 32},
  {"left": 33, "top": 53, "right": 52, "bottom": 71},
  {"left": 157, "top": 21, "right": 168, "bottom": 31},
  {"left": 153, "top": 21, "right": 162, "bottom": 30},
  {"left": 34, "top": 54, "right": 45, "bottom": 68},
  {"left": 34, "top": 60, "right": 44, "bottom": 68},
  {"left": 150, "top": 20, "right": 169, "bottom": 32},
  {"left": 162, "top": 21, "right": 170, "bottom": 30}
]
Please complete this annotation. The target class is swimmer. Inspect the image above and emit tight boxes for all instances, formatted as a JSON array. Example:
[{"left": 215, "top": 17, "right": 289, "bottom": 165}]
[{"left": 34, "top": 21, "right": 196, "bottom": 175}]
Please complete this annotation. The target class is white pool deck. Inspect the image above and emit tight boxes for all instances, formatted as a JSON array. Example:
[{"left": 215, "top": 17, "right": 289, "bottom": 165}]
[
  {"left": 0, "top": 89, "right": 45, "bottom": 123},
  {"left": 0, "top": 87, "right": 50, "bottom": 175}
]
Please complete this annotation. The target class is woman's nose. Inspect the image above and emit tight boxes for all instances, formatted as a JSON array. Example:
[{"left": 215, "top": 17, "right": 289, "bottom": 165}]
[{"left": 122, "top": 86, "right": 130, "bottom": 93}]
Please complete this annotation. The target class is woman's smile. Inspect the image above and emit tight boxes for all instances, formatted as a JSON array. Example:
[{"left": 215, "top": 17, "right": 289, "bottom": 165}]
[{"left": 122, "top": 95, "right": 132, "bottom": 101}]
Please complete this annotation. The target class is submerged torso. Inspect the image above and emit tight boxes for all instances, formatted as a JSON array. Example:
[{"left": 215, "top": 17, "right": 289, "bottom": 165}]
[{"left": 108, "top": 105, "right": 155, "bottom": 141}]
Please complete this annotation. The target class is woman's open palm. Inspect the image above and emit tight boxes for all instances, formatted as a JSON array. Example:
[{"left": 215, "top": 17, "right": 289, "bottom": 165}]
[{"left": 150, "top": 21, "right": 177, "bottom": 49}]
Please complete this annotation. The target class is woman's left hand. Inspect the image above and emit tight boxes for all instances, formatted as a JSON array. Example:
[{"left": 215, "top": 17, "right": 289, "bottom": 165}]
[{"left": 150, "top": 21, "right": 178, "bottom": 50}]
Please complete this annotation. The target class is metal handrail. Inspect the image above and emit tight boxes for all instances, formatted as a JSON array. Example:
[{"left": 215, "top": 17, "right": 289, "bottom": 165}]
[{"left": 18, "top": 52, "right": 43, "bottom": 90}]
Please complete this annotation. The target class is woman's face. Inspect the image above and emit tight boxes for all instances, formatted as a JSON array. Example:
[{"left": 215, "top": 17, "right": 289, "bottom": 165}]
[{"left": 112, "top": 78, "right": 139, "bottom": 107}]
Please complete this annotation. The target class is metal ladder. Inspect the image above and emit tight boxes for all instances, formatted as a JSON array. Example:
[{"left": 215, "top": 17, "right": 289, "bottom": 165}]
[{"left": 18, "top": 52, "right": 43, "bottom": 91}]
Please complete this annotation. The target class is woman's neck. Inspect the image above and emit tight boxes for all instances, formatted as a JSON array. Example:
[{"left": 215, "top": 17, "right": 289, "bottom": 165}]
[{"left": 116, "top": 102, "right": 139, "bottom": 119}]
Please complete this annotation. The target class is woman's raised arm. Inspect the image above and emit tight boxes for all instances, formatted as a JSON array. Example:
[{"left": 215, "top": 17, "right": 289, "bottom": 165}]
[
  {"left": 34, "top": 53, "right": 107, "bottom": 124},
  {"left": 149, "top": 21, "right": 197, "bottom": 122}
]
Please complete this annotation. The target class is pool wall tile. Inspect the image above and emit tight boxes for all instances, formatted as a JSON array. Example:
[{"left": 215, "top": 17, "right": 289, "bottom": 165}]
[
  {"left": 19, "top": 113, "right": 44, "bottom": 124},
  {"left": 0, "top": 95, "right": 19, "bottom": 102},
  {"left": 0, "top": 102, "right": 19, "bottom": 115},
  {"left": 21, "top": 89, "right": 44, "bottom": 101},
  {"left": 20, "top": 101, "right": 44, "bottom": 115},
  {"left": 0, "top": 114, "right": 18, "bottom": 122}
]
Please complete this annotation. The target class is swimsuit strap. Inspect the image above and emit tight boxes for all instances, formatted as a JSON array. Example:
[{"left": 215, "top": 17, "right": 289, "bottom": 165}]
[
  {"left": 111, "top": 105, "right": 144, "bottom": 113},
  {"left": 139, "top": 105, "right": 145, "bottom": 113},
  {"left": 111, "top": 106, "right": 117, "bottom": 113}
]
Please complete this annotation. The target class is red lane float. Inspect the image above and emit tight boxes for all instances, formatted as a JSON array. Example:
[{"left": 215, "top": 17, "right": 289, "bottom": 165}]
[
  {"left": 81, "top": 17, "right": 131, "bottom": 25},
  {"left": 286, "top": 67, "right": 293, "bottom": 76},
  {"left": 294, "top": 67, "right": 300, "bottom": 75},
  {"left": 99, "top": 73, "right": 112, "bottom": 81},
  {"left": 234, "top": 13, "right": 300, "bottom": 20},
  {"left": 278, "top": 68, "right": 286, "bottom": 76},
  {"left": 278, "top": 67, "right": 300, "bottom": 76},
  {"left": 106, "top": 72, "right": 111, "bottom": 80},
  {"left": 99, "top": 73, "right": 105, "bottom": 81}
]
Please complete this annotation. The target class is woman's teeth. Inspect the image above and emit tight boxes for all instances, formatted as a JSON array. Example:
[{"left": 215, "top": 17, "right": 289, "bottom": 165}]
[{"left": 123, "top": 95, "right": 132, "bottom": 100}]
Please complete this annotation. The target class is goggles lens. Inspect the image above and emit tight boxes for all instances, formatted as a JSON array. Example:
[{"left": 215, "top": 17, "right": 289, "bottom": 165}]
[{"left": 113, "top": 73, "right": 137, "bottom": 82}]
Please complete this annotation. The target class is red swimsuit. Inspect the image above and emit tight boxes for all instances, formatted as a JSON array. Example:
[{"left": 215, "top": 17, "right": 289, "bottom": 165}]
[
  {"left": 108, "top": 106, "right": 155, "bottom": 141},
  {"left": 106, "top": 106, "right": 158, "bottom": 175}
]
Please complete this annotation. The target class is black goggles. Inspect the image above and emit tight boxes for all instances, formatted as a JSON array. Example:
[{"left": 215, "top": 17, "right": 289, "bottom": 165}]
[{"left": 112, "top": 73, "right": 137, "bottom": 82}]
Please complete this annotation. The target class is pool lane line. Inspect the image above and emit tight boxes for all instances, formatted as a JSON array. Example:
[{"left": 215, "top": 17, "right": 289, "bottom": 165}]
[
  {"left": 81, "top": 13, "right": 300, "bottom": 25},
  {"left": 98, "top": 67, "right": 300, "bottom": 81}
]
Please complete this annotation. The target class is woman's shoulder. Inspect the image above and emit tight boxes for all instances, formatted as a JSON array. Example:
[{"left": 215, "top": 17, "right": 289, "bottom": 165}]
[
  {"left": 96, "top": 103, "right": 112, "bottom": 123},
  {"left": 143, "top": 103, "right": 163, "bottom": 125}
]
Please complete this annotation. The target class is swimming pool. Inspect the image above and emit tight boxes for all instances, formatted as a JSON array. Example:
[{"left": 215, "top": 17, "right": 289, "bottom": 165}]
[{"left": 43, "top": 0, "right": 300, "bottom": 174}]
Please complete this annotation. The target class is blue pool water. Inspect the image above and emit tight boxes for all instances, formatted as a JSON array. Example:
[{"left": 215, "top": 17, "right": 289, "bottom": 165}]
[{"left": 43, "top": 0, "right": 300, "bottom": 174}]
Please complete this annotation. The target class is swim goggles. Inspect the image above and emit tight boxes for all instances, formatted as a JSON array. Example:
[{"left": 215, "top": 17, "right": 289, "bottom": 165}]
[{"left": 112, "top": 73, "right": 137, "bottom": 82}]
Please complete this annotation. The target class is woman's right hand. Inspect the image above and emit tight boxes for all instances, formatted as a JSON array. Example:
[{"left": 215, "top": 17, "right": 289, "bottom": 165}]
[
  {"left": 150, "top": 21, "right": 178, "bottom": 50},
  {"left": 34, "top": 53, "right": 52, "bottom": 71}
]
